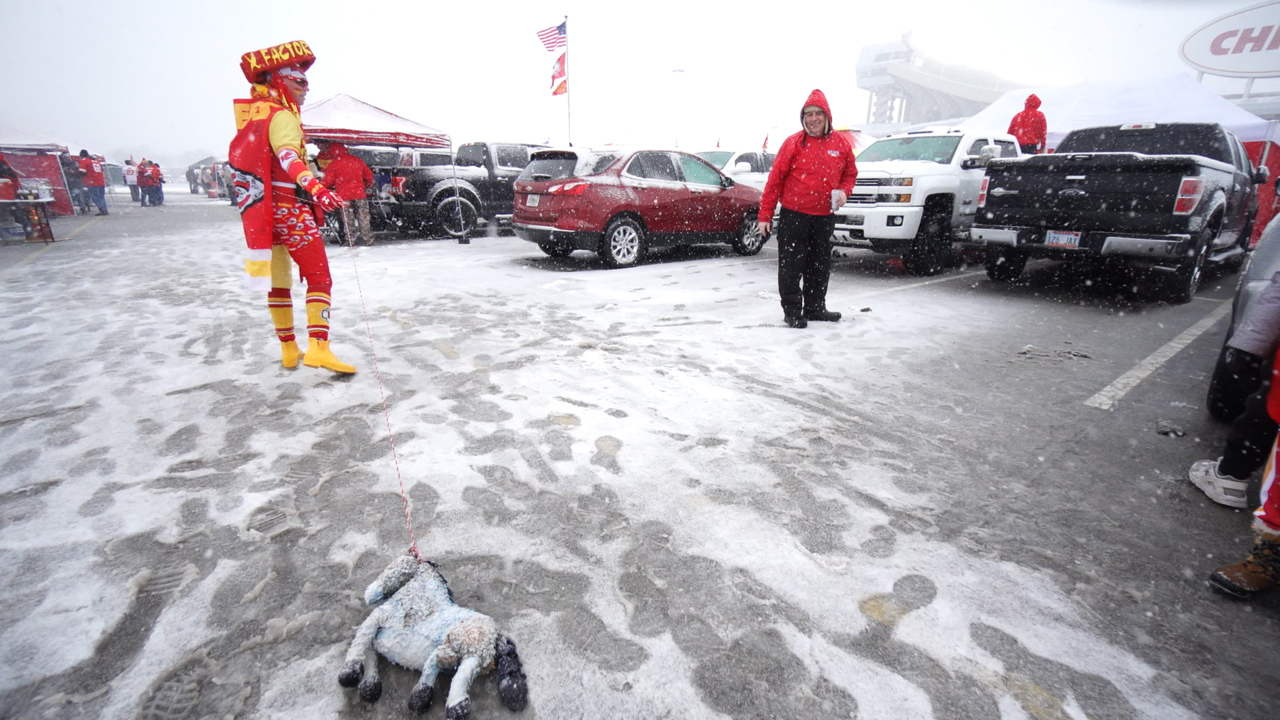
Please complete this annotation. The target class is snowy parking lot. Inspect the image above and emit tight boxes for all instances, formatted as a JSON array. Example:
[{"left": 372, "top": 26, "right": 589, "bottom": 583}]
[{"left": 1, "top": 192, "right": 1276, "bottom": 720}]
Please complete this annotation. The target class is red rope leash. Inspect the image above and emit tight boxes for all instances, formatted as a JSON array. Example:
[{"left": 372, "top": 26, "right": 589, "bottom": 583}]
[{"left": 336, "top": 223, "right": 419, "bottom": 560}]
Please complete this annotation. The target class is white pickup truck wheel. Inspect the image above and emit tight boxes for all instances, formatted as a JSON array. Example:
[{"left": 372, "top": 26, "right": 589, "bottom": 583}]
[{"left": 902, "top": 209, "right": 950, "bottom": 276}]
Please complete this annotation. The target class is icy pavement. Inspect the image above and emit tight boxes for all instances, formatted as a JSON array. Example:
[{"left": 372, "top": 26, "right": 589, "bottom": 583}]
[{"left": 0, "top": 193, "right": 1269, "bottom": 719}]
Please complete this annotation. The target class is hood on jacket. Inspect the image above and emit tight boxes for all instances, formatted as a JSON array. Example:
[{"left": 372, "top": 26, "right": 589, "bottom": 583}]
[
  {"left": 316, "top": 142, "right": 349, "bottom": 162},
  {"left": 800, "top": 89, "right": 833, "bottom": 137},
  {"left": 1024, "top": 94, "right": 1041, "bottom": 111}
]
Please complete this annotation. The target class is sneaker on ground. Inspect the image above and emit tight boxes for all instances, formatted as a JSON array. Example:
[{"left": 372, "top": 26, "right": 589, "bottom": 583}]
[{"left": 1188, "top": 458, "right": 1250, "bottom": 509}]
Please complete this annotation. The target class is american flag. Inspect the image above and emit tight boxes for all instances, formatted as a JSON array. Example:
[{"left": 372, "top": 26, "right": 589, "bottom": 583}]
[{"left": 537, "top": 21, "right": 567, "bottom": 52}]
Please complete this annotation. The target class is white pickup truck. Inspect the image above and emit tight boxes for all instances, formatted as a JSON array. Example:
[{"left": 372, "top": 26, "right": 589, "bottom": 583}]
[{"left": 832, "top": 127, "right": 1023, "bottom": 275}]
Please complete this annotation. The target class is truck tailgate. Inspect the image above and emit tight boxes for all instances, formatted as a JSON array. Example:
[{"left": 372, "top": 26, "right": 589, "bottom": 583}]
[{"left": 981, "top": 154, "right": 1200, "bottom": 232}]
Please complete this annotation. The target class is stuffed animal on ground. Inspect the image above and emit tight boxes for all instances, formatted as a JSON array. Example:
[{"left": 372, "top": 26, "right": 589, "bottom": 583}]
[{"left": 338, "top": 552, "right": 529, "bottom": 718}]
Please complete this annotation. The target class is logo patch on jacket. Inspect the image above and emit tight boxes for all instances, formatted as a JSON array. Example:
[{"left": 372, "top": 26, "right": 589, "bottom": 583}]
[{"left": 828, "top": 150, "right": 839, "bottom": 157}]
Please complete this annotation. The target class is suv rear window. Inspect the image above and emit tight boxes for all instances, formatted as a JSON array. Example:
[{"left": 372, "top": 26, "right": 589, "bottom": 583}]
[
  {"left": 1056, "top": 124, "right": 1232, "bottom": 164},
  {"left": 519, "top": 151, "right": 620, "bottom": 181}
]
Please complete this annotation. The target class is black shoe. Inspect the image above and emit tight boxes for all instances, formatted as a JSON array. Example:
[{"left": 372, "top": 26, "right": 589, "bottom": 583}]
[
  {"left": 804, "top": 309, "right": 841, "bottom": 322},
  {"left": 785, "top": 315, "right": 808, "bottom": 329},
  {"left": 95, "top": 211, "right": 108, "bottom": 216}
]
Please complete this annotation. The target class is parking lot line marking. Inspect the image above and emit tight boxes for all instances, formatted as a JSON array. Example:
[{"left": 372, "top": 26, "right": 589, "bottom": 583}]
[
  {"left": 848, "top": 270, "right": 987, "bottom": 299},
  {"left": 1084, "top": 301, "right": 1231, "bottom": 410}
]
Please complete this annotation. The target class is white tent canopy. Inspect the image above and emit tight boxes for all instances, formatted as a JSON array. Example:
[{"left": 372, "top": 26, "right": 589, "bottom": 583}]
[
  {"left": 301, "top": 94, "right": 450, "bottom": 149},
  {"left": 965, "top": 74, "right": 1277, "bottom": 148},
  {"left": 0, "top": 119, "right": 69, "bottom": 153}
]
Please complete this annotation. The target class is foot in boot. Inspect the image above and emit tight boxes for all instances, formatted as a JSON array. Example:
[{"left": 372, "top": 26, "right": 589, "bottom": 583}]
[
  {"left": 1209, "top": 525, "right": 1280, "bottom": 598},
  {"left": 303, "top": 340, "right": 357, "bottom": 374},
  {"left": 1188, "top": 458, "right": 1249, "bottom": 508},
  {"left": 804, "top": 308, "right": 842, "bottom": 322},
  {"left": 280, "top": 340, "right": 301, "bottom": 369},
  {"left": 784, "top": 314, "right": 808, "bottom": 329}
]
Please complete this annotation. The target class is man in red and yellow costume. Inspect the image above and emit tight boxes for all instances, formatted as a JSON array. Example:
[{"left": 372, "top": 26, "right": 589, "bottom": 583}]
[{"left": 228, "top": 40, "right": 356, "bottom": 374}]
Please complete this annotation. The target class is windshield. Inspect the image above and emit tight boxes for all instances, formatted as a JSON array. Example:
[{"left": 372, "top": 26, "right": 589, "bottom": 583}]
[
  {"left": 696, "top": 151, "right": 733, "bottom": 169},
  {"left": 519, "top": 151, "right": 621, "bottom": 181},
  {"left": 858, "top": 136, "right": 962, "bottom": 164}
]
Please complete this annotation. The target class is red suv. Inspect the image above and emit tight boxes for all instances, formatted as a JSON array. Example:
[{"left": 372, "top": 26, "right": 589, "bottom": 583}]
[{"left": 512, "top": 148, "right": 766, "bottom": 267}]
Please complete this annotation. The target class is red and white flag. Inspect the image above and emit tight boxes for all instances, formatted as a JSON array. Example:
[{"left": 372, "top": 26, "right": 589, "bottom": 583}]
[
  {"left": 537, "top": 21, "right": 567, "bottom": 52},
  {"left": 551, "top": 52, "right": 566, "bottom": 88}
]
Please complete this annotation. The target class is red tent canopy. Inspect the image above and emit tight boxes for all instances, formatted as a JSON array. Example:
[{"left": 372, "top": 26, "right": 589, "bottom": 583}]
[
  {"left": 301, "top": 94, "right": 450, "bottom": 148},
  {"left": 0, "top": 120, "right": 74, "bottom": 216}
]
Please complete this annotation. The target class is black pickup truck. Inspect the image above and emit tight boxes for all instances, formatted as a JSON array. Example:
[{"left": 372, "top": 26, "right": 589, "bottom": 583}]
[
  {"left": 391, "top": 142, "right": 547, "bottom": 238},
  {"left": 968, "top": 122, "right": 1267, "bottom": 302}
]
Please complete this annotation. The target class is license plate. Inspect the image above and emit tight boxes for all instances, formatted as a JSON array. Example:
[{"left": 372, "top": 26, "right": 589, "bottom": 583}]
[
  {"left": 526, "top": 194, "right": 540, "bottom": 207},
  {"left": 1045, "top": 230, "right": 1081, "bottom": 248}
]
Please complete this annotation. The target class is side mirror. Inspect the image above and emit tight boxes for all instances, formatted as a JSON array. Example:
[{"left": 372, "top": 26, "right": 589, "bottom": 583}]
[
  {"left": 962, "top": 145, "right": 1000, "bottom": 170},
  {"left": 1254, "top": 166, "right": 1270, "bottom": 185},
  {"left": 733, "top": 161, "right": 752, "bottom": 174},
  {"left": 721, "top": 175, "right": 735, "bottom": 189}
]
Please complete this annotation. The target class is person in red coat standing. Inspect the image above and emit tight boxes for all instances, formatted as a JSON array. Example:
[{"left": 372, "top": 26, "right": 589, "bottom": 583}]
[
  {"left": 758, "top": 89, "right": 859, "bottom": 328},
  {"left": 1007, "top": 94, "right": 1047, "bottom": 155},
  {"left": 1210, "top": 351, "right": 1280, "bottom": 599},
  {"left": 77, "top": 150, "right": 109, "bottom": 215},
  {"left": 317, "top": 142, "right": 376, "bottom": 246}
]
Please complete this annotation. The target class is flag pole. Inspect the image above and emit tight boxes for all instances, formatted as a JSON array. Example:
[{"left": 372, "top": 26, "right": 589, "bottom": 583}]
[{"left": 564, "top": 15, "right": 571, "bottom": 146}]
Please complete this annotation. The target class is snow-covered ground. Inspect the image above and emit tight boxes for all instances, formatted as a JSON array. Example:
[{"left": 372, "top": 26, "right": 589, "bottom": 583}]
[{"left": 0, "top": 192, "right": 1267, "bottom": 719}]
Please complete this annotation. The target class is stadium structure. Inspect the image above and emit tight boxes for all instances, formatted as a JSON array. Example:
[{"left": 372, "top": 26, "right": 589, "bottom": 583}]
[{"left": 855, "top": 37, "right": 1027, "bottom": 127}]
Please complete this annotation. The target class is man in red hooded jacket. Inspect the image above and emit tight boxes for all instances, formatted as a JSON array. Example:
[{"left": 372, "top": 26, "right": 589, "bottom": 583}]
[
  {"left": 759, "top": 89, "right": 859, "bottom": 328},
  {"left": 317, "top": 142, "right": 375, "bottom": 246},
  {"left": 1007, "top": 94, "right": 1047, "bottom": 155}
]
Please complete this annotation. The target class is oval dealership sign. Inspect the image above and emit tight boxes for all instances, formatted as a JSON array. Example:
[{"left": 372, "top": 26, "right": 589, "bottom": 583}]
[{"left": 1181, "top": 1, "right": 1280, "bottom": 78}]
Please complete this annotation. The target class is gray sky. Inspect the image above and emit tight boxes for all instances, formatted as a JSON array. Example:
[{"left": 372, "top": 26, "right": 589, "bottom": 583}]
[{"left": 1, "top": 0, "right": 1263, "bottom": 168}]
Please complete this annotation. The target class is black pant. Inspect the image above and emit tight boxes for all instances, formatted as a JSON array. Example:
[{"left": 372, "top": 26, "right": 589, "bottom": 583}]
[
  {"left": 1019, "top": 143, "right": 1039, "bottom": 155},
  {"left": 1220, "top": 371, "right": 1278, "bottom": 479},
  {"left": 777, "top": 208, "right": 836, "bottom": 318}
]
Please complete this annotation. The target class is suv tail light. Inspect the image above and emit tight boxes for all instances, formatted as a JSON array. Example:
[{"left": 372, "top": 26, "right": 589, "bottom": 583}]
[
  {"left": 390, "top": 176, "right": 407, "bottom": 195},
  {"left": 977, "top": 177, "right": 989, "bottom": 208},
  {"left": 1173, "top": 177, "right": 1202, "bottom": 215},
  {"left": 548, "top": 181, "right": 588, "bottom": 196}
]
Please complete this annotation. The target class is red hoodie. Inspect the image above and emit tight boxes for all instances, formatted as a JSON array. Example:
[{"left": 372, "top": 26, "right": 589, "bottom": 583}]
[
  {"left": 318, "top": 143, "right": 374, "bottom": 201},
  {"left": 759, "top": 89, "right": 858, "bottom": 221},
  {"left": 1007, "top": 94, "right": 1047, "bottom": 152}
]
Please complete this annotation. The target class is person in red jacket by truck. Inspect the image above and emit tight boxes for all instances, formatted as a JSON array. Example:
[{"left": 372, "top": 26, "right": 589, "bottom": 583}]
[
  {"left": 1007, "top": 94, "right": 1047, "bottom": 155},
  {"left": 758, "top": 89, "right": 858, "bottom": 329},
  {"left": 317, "top": 142, "right": 375, "bottom": 246}
]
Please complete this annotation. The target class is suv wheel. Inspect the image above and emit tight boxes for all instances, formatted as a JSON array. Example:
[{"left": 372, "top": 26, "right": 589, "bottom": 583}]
[
  {"left": 437, "top": 196, "right": 478, "bottom": 238},
  {"left": 985, "top": 247, "right": 1027, "bottom": 282},
  {"left": 902, "top": 208, "right": 950, "bottom": 276},
  {"left": 601, "top": 217, "right": 645, "bottom": 268},
  {"left": 732, "top": 213, "right": 766, "bottom": 256}
]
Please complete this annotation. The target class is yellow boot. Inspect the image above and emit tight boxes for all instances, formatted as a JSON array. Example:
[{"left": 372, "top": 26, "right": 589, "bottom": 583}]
[
  {"left": 301, "top": 292, "right": 356, "bottom": 374},
  {"left": 303, "top": 340, "right": 357, "bottom": 374},
  {"left": 280, "top": 340, "right": 301, "bottom": 368}
]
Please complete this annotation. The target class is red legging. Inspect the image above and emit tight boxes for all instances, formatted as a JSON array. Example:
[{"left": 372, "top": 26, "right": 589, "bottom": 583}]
[{"left": 271, "top": 203, "right": 332, "bottom": 295}]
